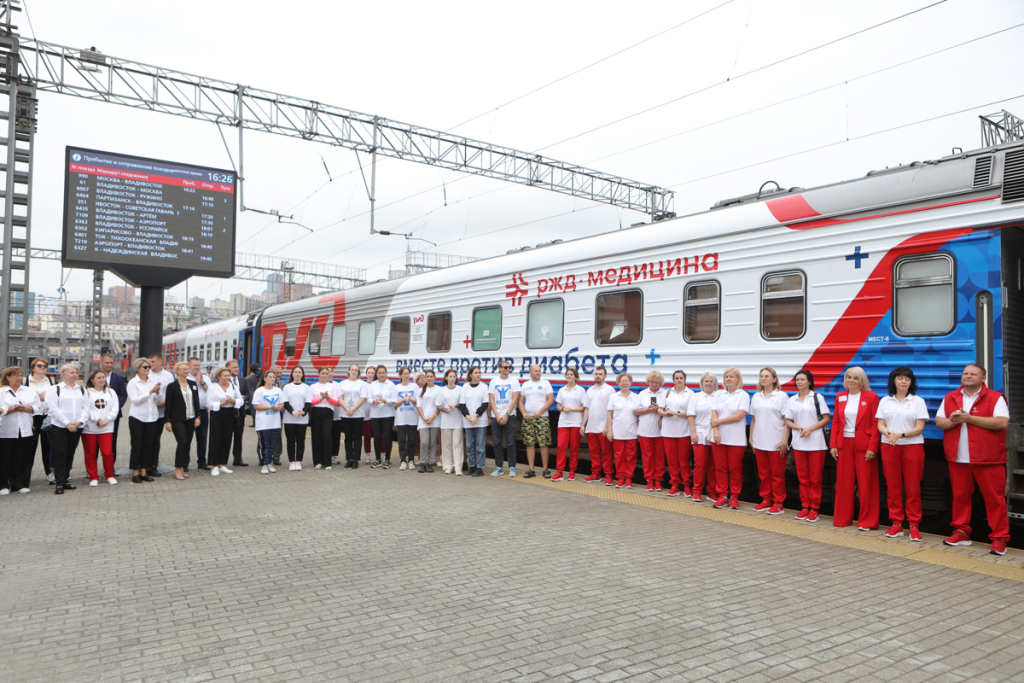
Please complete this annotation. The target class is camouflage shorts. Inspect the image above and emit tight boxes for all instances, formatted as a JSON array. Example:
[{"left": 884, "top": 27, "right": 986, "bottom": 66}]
[{"left": 521, "top": 415, "right": 551, "bottom": 447}]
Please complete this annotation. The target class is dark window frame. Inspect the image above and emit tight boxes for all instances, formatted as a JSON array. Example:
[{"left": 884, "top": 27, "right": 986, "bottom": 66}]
[
  {"left": 390, "top": 316, "right": 411, "bottom": 354},
  {"left": 526, "top": 298, "right": 565, "bottom": 350},
  {"left": 892, "top": 252, "right": 956, "bottom": 337},
  {"left": 683, "top": 279, "right": 721, "bottom": 344},
  {"left": 760, "top": 270, "right": 807, "bottom": 341},
  {"left": 471, "top": 306, "right": 503, "bottom": 352},
  {"left": 594, "top": 289, "right": 644, "bottom": 347}
]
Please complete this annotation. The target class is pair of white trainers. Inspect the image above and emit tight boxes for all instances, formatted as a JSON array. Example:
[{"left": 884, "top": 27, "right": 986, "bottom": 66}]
[
  {"left": 211, "top": 465, "right": 233, "bottom": 476},
  {"left": 288, "top": 462, "right": 303, "bottom": 471},
  {"left": 260, "top": 465, "right": 278, "bottom": 474}
]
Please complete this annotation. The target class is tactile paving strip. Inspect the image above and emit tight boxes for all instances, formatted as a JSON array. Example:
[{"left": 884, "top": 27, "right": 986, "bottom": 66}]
[{"left": 506, "top": 475, "right": 1024, "bottom": 583}]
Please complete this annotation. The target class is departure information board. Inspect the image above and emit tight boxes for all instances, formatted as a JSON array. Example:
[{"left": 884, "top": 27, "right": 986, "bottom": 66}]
[{"left": 62, "top": 147, "right": 236, "bottom": 278}]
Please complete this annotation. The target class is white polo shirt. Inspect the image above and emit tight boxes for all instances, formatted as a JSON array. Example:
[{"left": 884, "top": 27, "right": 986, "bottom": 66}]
[
  {"left": 687, "top": 391, "right": 716, "bottom": 444},
  {"left": 786, "top": 392, "right": 830, "bottom": 451},
  {"left": 608, "top": 391, "right": 642, "bottom": 441},
  {"left": 583, "top": 383, "right": 617, "bottom": 434},
  {"left": 661, "top": 387, "right": 694, "bottom": 438},
  {"left": 555, "top": 384, "right": 586, "bottom": 429},
  {"left": 714, "top": 389, "right": 750, "bottom": 447},
  {"left": 636, "top": 388, "right": 666, "bottom": 438},
  {"left": 875, "top": 394, "right": 929, "bottom": 445},
  {"left": 750, "top": 389, "right": 789, "bottom": 451}
]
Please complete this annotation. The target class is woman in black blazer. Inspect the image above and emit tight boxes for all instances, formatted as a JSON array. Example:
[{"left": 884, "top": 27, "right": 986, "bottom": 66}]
[{"left": 164, "top": 361, "right": 201, "bottom": 481}]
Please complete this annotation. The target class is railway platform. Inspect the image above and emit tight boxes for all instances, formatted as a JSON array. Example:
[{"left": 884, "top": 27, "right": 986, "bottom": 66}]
[{"left": 1, "top": 427, "right": 1022, "bottom": 682}]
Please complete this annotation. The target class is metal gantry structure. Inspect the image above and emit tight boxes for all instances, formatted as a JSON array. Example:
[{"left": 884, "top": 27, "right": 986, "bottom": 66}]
[{"left": 0, "top": 0, "right": 678, "bottom": 367}]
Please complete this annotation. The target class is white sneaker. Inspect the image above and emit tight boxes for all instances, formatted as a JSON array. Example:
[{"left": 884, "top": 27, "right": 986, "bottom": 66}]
[
  {"left": 107, "top": 478, "right": 117, "bottom": 485},
  {"left": 211, "top": 467, "right": 220, "bottom": 476},
  {"left": 220, "top": 465, "right": 233, "bottom": 474},
  {"left": 288, "top": 462, "right": 296, "bottom": 471},
  {"left": 295, "top": 462, "right": 302, "bottom": 471},
  {"left": 17, "top": 488, "right": 29, "bottom": 493},
  {"left": 0, "top": 488, "right": 9, "bottom": 495},
  {"left": 455, "top": 470, "right": 463, "bottom": 476},
  {"left": 47, "top": 473, "right": 55, "bottom": 484},
  {"left": 261, "top": 465, "right": 270, "bottom": 475},
  {"left": 399, "top": 461, "right": 407, "bottom": 470},
  {"left": 268, "top": 464, "right": 277, "bottom": 473},
  {"left": 491, "top": 467, "right": 503, "bottom": 477},
  {"left": 315, "top": 464, "right": 322, "bottom": 470},
  {"left": 443, "top": 468, "right": 452, "bottom": 475},
  {"left": 325, "top": 466, "right": 332, "bottom": 471},
  {"left": 89, "top": 480, "right": 98, "bottom": 487}
]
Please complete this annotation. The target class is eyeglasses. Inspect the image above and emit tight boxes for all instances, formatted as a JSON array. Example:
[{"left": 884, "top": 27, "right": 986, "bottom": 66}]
[
  {"left": 499, "top": 365, "right": 510, "bottom": 370},
  {"left": 34, "top": 364, "right": 46, "bottom": 368},
  {"left": 140, "top": 365, "right": 151, "bottom": 369}
]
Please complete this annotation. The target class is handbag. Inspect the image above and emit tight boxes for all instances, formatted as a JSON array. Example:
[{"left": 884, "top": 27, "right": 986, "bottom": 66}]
[
  {"left": 41, "top": 415, "right": 51, "bottom": 432},
  {"left": 812, "top": 391, "right": 832, "bottom": 448}
]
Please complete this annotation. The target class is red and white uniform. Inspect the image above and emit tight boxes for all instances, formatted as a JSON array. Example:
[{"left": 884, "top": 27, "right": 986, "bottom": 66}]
[
  {"left": 555, "top": 384, "right": 586, "bottom": 474},
  {"left": 583, "top": 383, "right": 616, "bottom": 478},
  {"left": 662, "top": 387, "right": 694, "bottom": 489},
  {"left": 830, "top": 390, "right": 881, "bottom": 529},
  {"left": 637, "top": 387, "right": 665, "bottom": 485},
  {"left": 608, "top": 391, "right": 641, "bottom": 482},
  {"left": 750, "top": 389, "right": 788, "bottom": 506},
  {"left": 937, "top": 386, "right": 1010, "bottom": 542},
  {"left": 687, "top": 390, "right": 718, "bottom": 497},
  {"left": 712, "top": 388, "right": 750, "bottom": 500},
  {"left": 785, "top": 392, "right": 830, "bottom": 511},
  {"left": 876, "top": 394, "right": 929, "bottom": 526}
]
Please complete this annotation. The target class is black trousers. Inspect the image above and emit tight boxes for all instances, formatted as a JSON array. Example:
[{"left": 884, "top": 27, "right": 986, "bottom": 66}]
[
  {"left": 50, "top": 426, "right": 82, "bottom": 485},
  {"left": 209, "top": 409, "right": 237, "bottom": 467},
  {"left": 309, "top": 408, "right": 334, "bottom": 467},
  {"left": 331, "top": 418, "right": 343, "bottom": 458},
  {"left": 170, "top": 420, "right": 196, "bottom": 468},
  {"left": 285, "top": 423, "right": 307, "bottom": 462},
  {"left": 231, "top": 410, "right": 245, "bottom": 462},
  {"left": 32, "top": 414, "right": 51, "bottom": 476},
  {"left": 341, "top": 417, "right": 363, "bottom": 462},
  {"left": 193, "top": 409, "right": 209, "bottom": 467},
  {"left": 396, "top": 424, "right": 417, "bottom": 463},
  {"left": 0, "top": 436, "right": 34, "bottom": 490},
  {"left": 148, "top": 417, "right": 166, "bottom": 470},
  {"left": 128, "top": 416, "right": 160, "bottom": 471},
  {"left": 371, "top": 417, "right": 394, "bottom": 462}
]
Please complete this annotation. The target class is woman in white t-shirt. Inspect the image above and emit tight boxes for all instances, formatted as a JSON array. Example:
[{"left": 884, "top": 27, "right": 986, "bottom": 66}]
[
  {"left": 686, "top": 372, "right": 719, "bottom": 503},
  {"left": 309, "top": 366, "right": 339, "bottom": 470},
  {"left": 637, "top": 370, "right": 666, "bottom": 492},
  {"left": 710, "top": 367, "right": 750, "bottom": 510},
  {"left": 282, "top": 366, "right": 310, "bottom": 470},
  {"left": 459, "top": 366, "right": 490, "bottom": 476},
  {"left": 659, "top": 370, "right": 694, "bottom": 497},
  {"left": 876, "top": 366, "right": 930, "bottom": 541},
  {"left": 552, "top": 368, "right": 585, "bottom": 481},
  {"left": 336, "top": 364, "right": 368, "bottom": 468},
  {"left": 748, "top": 367, "right": 789, "bottom": 515},
  {"left": 369, "top": 364, "right": 397, "bottom": 469},
  {"left": 416, "top": 370, "right": 441, "bottom": 473},
  {"left": 437, "top": 369, "right": 465, "bottom": 475},
  {"left": 393, "top": 367, "right": 419, "bottom": 470},
  {"left": 252, "top": 370, "right": 284, "bottom": 475},
  {"left": 784, "top": 369, "right": 831, "bottom": 522},
  {"left": 604, "top": 373, "right": 642, "bottom": 489},
  {"left": 82, "top": 369, "right": 120, "bottom": 486}
]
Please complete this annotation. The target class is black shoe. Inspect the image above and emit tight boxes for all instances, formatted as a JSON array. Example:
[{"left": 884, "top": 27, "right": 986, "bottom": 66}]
[
  {"left": 343, "top": 461, "right": 351, "bottom": 468},
  {"left": 233, "top": 461, "right": 249, "bottom": 467},
  {"left": 55, "top": 486, "right": 64, "bottom": 494},
  {"left": 132, "top": 475, "right": 143, "bottom": 484},
  {"left": 542, "top": 470, "right": 552, "bottom": 479},
  {"left": 273, "top": 459, "right": 281, "bottom": 466},
  {"left": 63, "top": 483, "right": 77, "bottom": 490},
  {"left": 472, "top": 468, "right": 484, "bottom": 477},
  {"left": 197, "top": 465, "right": 211, "bottom": 470},
  {"left": 426, "top": 464, "right": 434, "bottom": 473},
  {"left": 150, "top": 469, "right": 163, "bottom": 477},
  {"left": 141, "top": 475, "right": 155, "bottom": 482},
  {"left": 48, "top": 479, "right": 56, "bottom": 485},
  {"left": 418, "top": 464, "right": 426, "bottom": 473},
  {"left": 352, "top": 461, "right": 359, "bottom": 469}
]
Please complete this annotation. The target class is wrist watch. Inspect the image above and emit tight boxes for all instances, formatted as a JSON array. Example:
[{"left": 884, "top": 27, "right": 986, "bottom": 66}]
[{"left": 900, "top": 432, "right": 905, "bottom": 439}]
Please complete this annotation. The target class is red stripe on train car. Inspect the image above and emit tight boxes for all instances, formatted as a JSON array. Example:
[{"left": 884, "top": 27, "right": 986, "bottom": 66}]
[{"left": 767, "top": 194, "right": 1000, "bottom": 230}]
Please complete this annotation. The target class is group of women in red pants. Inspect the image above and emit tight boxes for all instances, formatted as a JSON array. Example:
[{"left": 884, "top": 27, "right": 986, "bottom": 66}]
[{"left": 576, "top": 365, "right": 930, "bottom": 539}]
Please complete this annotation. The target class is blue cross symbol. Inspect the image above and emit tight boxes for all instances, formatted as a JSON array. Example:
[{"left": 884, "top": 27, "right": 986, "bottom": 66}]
[
  {"left": 846, "top": 246, "right": 870, "bottom": 269},
  {"left": 645, "top": 349, "right": 660, "bottom": 365}
]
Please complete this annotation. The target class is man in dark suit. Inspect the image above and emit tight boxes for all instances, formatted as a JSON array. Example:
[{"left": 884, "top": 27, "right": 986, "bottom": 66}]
[
  {"left": 226, "top": 359, "right": 249, "bottom": 466},
  {"left": 101, "top": 355, "right": 128, "bottom": 462}
]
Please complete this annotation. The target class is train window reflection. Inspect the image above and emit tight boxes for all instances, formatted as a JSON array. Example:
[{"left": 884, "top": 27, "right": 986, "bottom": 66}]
[{"left": 596, "top": 290, "right": 642, "bottom": 346}]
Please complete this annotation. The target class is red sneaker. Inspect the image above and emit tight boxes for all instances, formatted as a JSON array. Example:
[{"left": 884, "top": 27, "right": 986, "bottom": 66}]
[
  {"left": 654, "top": 484, "right": 663, "bottom": 492},
  {"left": 683, "top": 487, "right": 692, "bottom": 498},
  {"left": 646, "top": 482, "right": 655, "bottom": 492},
  {"left": 807, "top": 510, "right": 819, "bottom": 522},
  {"left": 990, "top": 539, "right": 1007, "bottom": 556},
  {"left": 623, "top": 481, "right": 634, "bottom": 489},
  {"left": 567, "top": 472, "right": 576, "bottom": 481},
  {"left": 604, "top": 477, "right": 614, "bottom": 487},
  {"left": 584, "top": 474, "right": 601, "bottom": 482},
  {"left": 767, "top": 504, "right": 784, "bottom": 515},
  {"left": 713, "top": 497, "right": 728, "bottom": 509},
  {"left": 753, "top": 500, "right": 772, "bottom": 512},
  {"left": 614, "top": 479, "right": 624, "bottom": 489},
  {"left": 667, "top": 486, "right": 680, "bottom": 497},
  {"left": 550, "top": 472, "right": 563, "bottom": 482},
  {"left": 692, "top": 493, "right": 702, "bottom": 502},
  {"left": 943, "top": 529, "right": 972, "bottom": 547},
  {"left": 795, "top": 508, "right": 810, "bottom": 521},
  {"left": 884, "top": 523, "right": 904, "bottom": 538},
  {"left": 909, "top": 526, "right": 923, "bottom": 542},
  {"left": 729, "top": 496, "right": 739, "bottom": 509}
]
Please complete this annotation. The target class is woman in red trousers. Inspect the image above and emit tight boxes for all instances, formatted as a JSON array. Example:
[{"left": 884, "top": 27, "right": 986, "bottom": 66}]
[
  {"left": 876, "top": 366, "right": 929, "bottom": 541},
  {"left": 710, "top": 367, "right": 750, "bottom": 510},
  {"left": 748, "top": 368, "right": 789, "bottom": 515},
  {"left": 660, "top": 370, "right": 695, "bottom": 497},
  {"left": 830, "top": 366, "right": 881, "bottom": 530},
  {"left": 784, "top": 369, "right": 830, "bottom": 522},
  {"left": 686, "top": 372, "right": 719, "bottom": 503}
]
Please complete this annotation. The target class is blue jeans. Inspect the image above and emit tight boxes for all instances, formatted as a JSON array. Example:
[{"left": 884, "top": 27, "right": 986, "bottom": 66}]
[
  {"left": 258, "top": 429, "right": 279, "bottom": 466},
  {"left": 465, "top": 426, "right": 488, "bottom": 468}
]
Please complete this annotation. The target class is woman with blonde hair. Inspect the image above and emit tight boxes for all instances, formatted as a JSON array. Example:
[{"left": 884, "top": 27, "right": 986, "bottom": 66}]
[
  {"left": 749, "top": 367, "right": 789, "bottom": 515},
  {"left": 711, "top": 367, "right": 750, "bottom": 510},
  {"left": 162, "top": 361, "right": 201, "bottom": 481},
  {"left": 687, "top": 372, "right": 719, "bottom": 502},
  {"left": 605, "top": 372, "right": 642, "bottom": 489},
  {"left": 0, "top": 366, "right": 39, "bottom": 494},
  {"left": 637, "top": 370, "right": 667, "bottom": 491},
  {"left": 830, "top": 366, "right": 880, "bottom": 530}
]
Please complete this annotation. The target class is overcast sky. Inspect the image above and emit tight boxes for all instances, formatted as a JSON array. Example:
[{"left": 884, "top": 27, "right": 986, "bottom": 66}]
[{"left": 22, "top": 0, "right": 1024, "bottom": 307}]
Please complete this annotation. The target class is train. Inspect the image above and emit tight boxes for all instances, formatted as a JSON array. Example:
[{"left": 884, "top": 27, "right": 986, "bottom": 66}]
[{"left": 164, "top": 137, "right": 1024, "bottom": 531}]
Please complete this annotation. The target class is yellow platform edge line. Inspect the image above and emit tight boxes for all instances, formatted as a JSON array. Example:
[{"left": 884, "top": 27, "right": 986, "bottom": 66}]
[{"left": 506, "top": 476, "right": 1024, "bottom": 583}]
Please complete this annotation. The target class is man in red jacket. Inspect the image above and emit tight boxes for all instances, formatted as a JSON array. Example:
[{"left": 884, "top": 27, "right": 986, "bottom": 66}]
[{"left": 935, "top": 364, "right": 1010, "bottom": 556}]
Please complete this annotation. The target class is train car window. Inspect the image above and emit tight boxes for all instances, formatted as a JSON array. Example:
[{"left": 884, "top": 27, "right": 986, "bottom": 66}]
[
  {"left": 358, "top": 321, "right": 376, "bottom": 355},
  {"left": 427, "top": 312, "right": 452, "bottom": 353},
  {"left": 762, "top": 271, "right": 805, "bottom": 340},
  {"left": 307, "top": 328, "right": 322, "bottom": 356},
  {"left": 231, "top": 339, "right": 237, "bottom": 363},
  {"left": 684, "top": 281, "right": 720, "bottom": 343},
  {"left": 285, "top": 329, "right": 297, "bottom": 357},
  {"left": 390, "top": 317, "right": 411, "bottom": 354},
  {"left": 472, "top": 307, "right": 502, "bottom": 351},
  {"left": 331, "top": 324, "right": 347, "bottom": 356},
  {"left": 527, "top": 299, "right": 564, "bottom": 349},
  {"left": 596, "top": 290, "right": 643, "bottom": 346},
  {"left": 215, "top": 342, "right": 222, "bottom": 362},
  {"left": 893, "top": 254, "right": 955, "bottom": 336}
]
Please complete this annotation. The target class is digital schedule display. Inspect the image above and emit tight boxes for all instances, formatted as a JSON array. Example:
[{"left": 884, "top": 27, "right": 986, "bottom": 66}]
[{"left": 62, "top": 147, "right": 236, "bottom": 279}]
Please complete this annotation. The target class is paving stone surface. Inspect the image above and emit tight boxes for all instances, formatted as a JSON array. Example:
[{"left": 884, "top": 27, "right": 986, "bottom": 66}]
[{"left": 2, "top": 426, "right": 1024, "bottom": 682}]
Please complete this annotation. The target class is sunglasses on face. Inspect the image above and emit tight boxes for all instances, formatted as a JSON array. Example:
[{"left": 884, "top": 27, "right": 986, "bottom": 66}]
[{"left": 141, "top": 365, "right": 151, "bottom": 369}]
